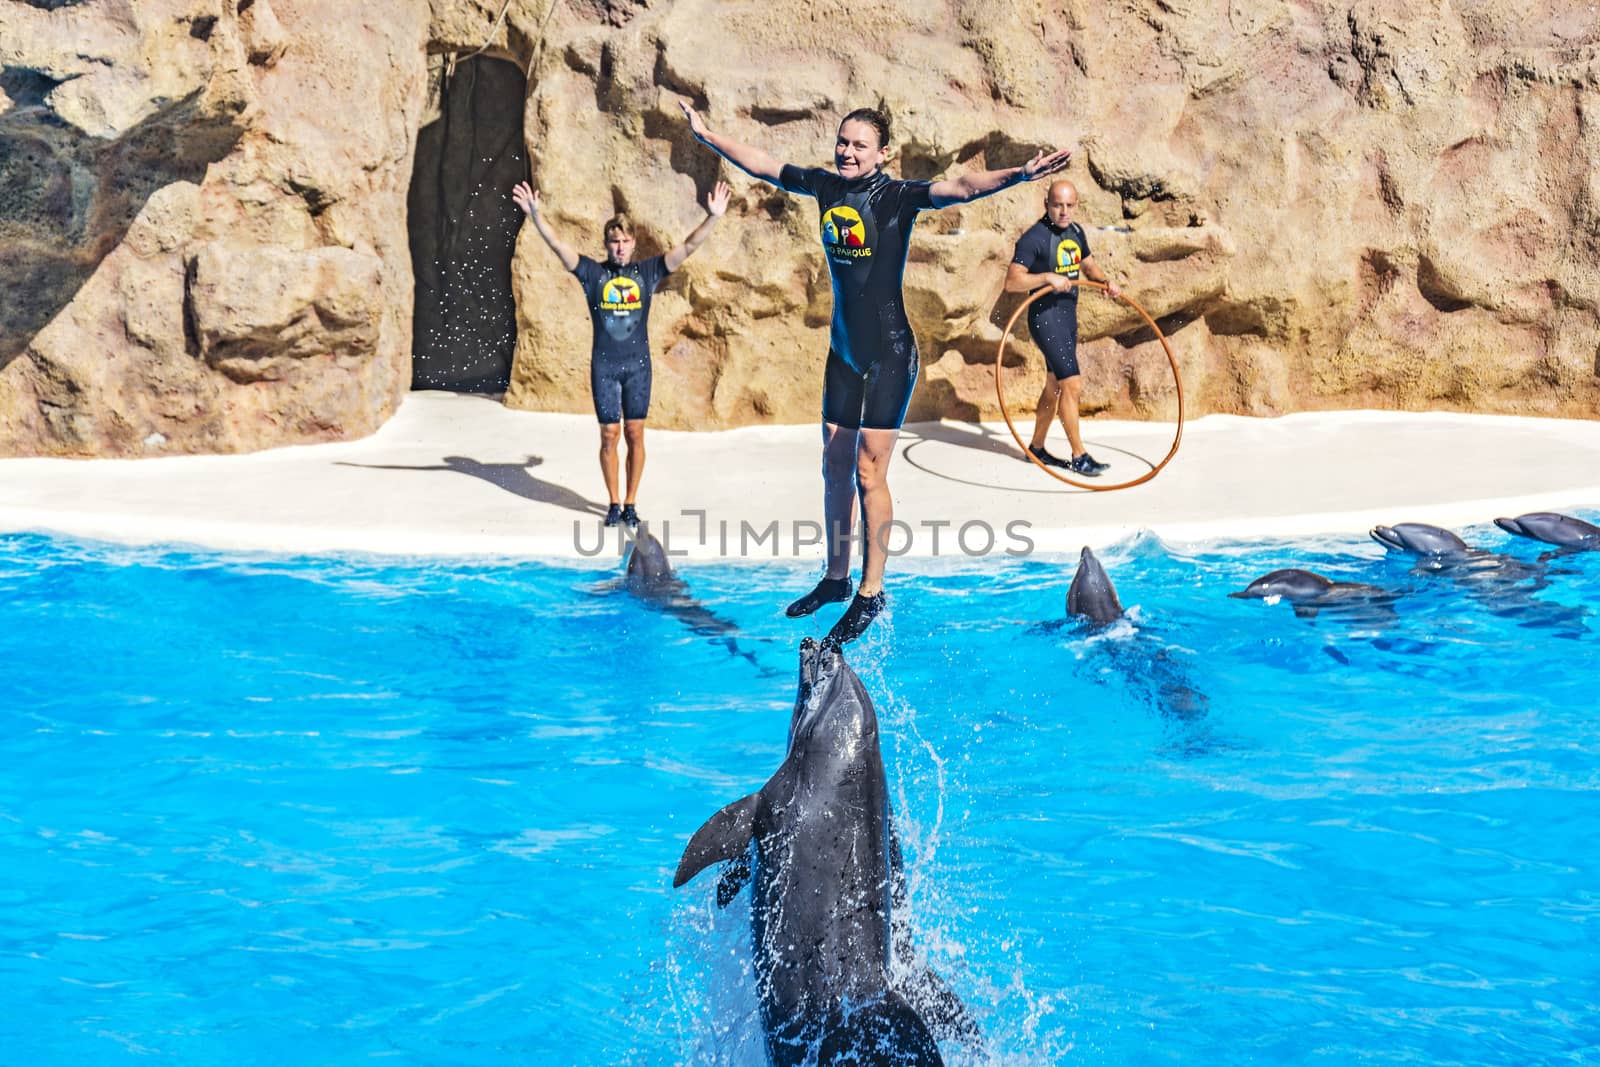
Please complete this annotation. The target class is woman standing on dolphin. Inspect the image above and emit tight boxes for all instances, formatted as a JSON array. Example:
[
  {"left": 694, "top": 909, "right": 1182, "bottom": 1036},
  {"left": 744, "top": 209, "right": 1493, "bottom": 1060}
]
[{"left": 680, "top": 100, "right": 1071, "bottom": 648}]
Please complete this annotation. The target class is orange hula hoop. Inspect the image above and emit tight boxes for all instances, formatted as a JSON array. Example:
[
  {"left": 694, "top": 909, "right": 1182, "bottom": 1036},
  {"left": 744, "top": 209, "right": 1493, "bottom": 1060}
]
[{"left": 993, "top": 281, "right": 1185, "bottom": 491}]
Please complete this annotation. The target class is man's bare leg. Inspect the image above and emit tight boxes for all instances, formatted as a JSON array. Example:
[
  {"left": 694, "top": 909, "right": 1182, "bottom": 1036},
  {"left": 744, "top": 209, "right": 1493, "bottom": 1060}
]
[
  {"left": 1030, "top": 375, "right": 1061, "bottom": 451},
  {"left": 622, "top": 419, "right": 646, "bottom": 504},
  {"left": 1057, "top": 373, "right": 1087, "bottom": 457},
  {"left": 599, "top": 423, "right": 622, "bottom": 504}
]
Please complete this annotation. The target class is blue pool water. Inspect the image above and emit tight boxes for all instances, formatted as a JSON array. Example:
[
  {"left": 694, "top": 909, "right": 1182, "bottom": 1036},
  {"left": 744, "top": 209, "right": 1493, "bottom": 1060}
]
[{"left": 1, "top": 523, "right": 1597, "bottom": 1064}]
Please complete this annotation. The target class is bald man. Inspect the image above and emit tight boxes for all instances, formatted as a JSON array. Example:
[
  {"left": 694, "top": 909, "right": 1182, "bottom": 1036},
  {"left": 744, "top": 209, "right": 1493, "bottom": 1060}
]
[{"left": 1004, "top": 180, "right": 1121, "bottom": 476}]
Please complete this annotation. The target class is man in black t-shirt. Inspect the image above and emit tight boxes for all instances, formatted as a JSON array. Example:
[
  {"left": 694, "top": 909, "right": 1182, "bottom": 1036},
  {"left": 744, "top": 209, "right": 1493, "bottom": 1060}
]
[
  {"left": 1004, "top": 180, "right": 1122, "bottom": 477},
  {"left": 513, "top": 180, "right": 729, "bottom": 526}
]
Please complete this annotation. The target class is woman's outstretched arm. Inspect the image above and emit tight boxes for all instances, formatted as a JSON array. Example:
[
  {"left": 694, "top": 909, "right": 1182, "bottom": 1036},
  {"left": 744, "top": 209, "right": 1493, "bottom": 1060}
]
[
  {"left": 680, "top": 101, "right": 789, "bottom": 186},
  {"left": 928, "top": 147, "right": 1073, "bottom": 208}
]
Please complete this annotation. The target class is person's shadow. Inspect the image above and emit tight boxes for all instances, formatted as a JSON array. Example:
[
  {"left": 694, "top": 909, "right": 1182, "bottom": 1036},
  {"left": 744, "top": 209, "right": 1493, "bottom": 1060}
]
[{"left": 337, "top": 455, "right": 608, "bottom": 516}]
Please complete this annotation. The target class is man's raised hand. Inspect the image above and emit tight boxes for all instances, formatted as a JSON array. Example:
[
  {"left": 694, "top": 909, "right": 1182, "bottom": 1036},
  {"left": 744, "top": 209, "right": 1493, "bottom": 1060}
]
[
  {"left": 511, "top": 181, "right": 539, "bottom": 217},
  {"left": 706, "top": 180, "right": 731, "bottom": 217}
]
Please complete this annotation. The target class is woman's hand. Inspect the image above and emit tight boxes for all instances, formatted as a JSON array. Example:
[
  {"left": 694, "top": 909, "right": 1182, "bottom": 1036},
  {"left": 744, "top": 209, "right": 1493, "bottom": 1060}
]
[
  {"left": 679, "top": 100, "right": 710, "bottom": 143},
  {"left": 705, "top": 180, "right": 731, "bottom": 217},
  {"left": 1020, "top": 147, "right": 1073, "bottom": 182},
  {"left": 511, "top": 181, "right": 539, "bottom": 217}
]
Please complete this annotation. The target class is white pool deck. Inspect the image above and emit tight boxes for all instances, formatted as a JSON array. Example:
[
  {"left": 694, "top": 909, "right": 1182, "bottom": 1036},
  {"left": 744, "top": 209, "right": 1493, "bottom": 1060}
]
[{"left": 0, "top": 391, "right": 1597, "bottom": 561}]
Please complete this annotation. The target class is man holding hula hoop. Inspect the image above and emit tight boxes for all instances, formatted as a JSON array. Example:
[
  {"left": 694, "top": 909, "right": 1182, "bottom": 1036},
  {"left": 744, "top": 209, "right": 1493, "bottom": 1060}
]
[
  {"left": 681, "top": 101, "right": 1070, "bottom": 648},
  {"left": 1004, "top": 179, "right": 1120, "bottom": 476},
  {"left": 511, "top": 179, "right": 730, "bottom": 527}
]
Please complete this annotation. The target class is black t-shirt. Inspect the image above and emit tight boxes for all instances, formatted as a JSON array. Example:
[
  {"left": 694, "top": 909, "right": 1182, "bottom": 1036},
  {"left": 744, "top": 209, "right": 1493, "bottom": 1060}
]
[
  {"left": 779, "top": 165, "right": 934, "bottom": 372},
  {"left": 1011, "top": 219, "right": 1091, "bottom": 333},
  {"left": 573, "top": 254, "right": 670, "bottom": 364}
]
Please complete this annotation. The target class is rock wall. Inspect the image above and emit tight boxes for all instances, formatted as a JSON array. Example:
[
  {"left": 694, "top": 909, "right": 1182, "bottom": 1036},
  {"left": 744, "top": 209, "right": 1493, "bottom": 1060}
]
[
  {"left": 503, "top": 0, "right": 1600, "bottom": 426},
  {"left": 0, "top": 0, "right": 430, "bottom": 455},
  {"left": 0, "top": 0, "right": 1596, "bottom": 457}
]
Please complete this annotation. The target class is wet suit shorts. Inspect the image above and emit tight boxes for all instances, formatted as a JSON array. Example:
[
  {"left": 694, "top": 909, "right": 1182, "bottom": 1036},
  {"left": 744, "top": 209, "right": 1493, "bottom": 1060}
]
[
  {"left": 821, "top": 341, "right": 919, "bottom": 431},
  {"left": 1030, "top": 309, "right": 1079, "bottom": 380},
  {"left": 590, "top": 356, "right": 652, "bottom": 424}
]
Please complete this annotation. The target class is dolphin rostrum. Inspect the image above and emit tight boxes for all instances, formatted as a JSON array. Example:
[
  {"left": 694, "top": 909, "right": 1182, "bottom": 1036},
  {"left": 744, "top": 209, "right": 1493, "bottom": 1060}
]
[{"left": 674, "top": 639, "right": 978, "bottom": 1066}]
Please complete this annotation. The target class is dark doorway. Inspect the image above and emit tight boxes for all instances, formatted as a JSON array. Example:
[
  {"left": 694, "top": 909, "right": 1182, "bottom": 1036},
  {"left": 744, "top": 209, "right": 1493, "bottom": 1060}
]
[{"left": 407, "top": 56, "right": 526, "bottom": 393}]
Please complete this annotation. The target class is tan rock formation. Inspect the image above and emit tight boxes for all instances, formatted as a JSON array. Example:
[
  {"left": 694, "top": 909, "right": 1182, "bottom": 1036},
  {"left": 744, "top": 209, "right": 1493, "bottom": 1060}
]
[
  {"left": 0, "top": 0, "right": 1595, "bottom": 458},
  {"left": 0, "top": 0, "right": 429, "bottom": 455},
  {"left": 503, "top": 0, "right": 1600, "bottom": 427}
]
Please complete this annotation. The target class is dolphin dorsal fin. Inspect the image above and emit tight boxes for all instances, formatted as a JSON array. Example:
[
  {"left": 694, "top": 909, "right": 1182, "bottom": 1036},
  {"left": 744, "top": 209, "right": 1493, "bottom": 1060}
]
[{"left": 673, "top": 793, "right": 761, "bottom": 889}]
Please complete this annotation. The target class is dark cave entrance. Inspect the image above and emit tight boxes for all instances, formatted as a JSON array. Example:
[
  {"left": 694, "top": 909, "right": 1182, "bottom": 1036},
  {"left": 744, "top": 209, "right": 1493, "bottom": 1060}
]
[{"left": 407, "top": 55, "right": 527, "bottom": 394}]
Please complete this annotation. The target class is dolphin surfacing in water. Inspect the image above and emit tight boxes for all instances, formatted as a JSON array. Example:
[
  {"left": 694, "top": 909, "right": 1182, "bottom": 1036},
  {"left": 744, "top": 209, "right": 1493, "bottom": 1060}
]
[
  {"left": 674, "top": 640, "right": 976, "bottom": 1066},
  {"left": 1494, "top": 512, "right": 1600, "bottom": 550},
  {"left": 1060, "top": 546, "right": 1208, "bottom": 720},
  {"left": 1066, "top": 545, "right": 1124, "bottom": 625},
  {"left": 623, "top": 529, "right": 774, "bottom": 672},
  {"left": 1230, "top": 568, "right": 1398, "bottom": 621},
  {"left": 1371, "top": 521, "right": 1585, "bottom": 635}
]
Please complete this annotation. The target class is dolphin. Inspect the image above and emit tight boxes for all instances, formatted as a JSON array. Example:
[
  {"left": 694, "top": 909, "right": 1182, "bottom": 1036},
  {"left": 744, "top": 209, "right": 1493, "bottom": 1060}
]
[
  {"left": 674, "top": 640, "right": 978, "bottom": 1066},
  {"left": 1369, "top": 523, "right": 1472, "bottom": 556},
  {"left": 1066, "top": 545, "right": 1124, "bottom": 625},
  {"left": 624, "top": 525, "right": 680, "bottom": 593},
  {"left": 1494, "top": 512, "right": 1600, "bottom": 550},
  {"left": 1057, "top": 546, "right": 1207, "bottom": 720},
  {"left": 622, "top": 529, "right": 774, "bottom": 673},
  {"left": 1370, "top": 522, "right": 1585, "bottom": 636},
  {"left": 1229, "top": 568, "right": 1399, "bottom": 621}
]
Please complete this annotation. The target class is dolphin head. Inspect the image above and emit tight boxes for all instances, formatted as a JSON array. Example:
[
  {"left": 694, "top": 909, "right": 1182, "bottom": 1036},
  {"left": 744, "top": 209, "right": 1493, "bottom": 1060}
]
[
  {"left": 1370, "top": 523, "right": 1471, "bottom": 556},
  {"left": 1229, "top": 568, "right": 1335, "bottom": 602},
  {"left": 1066, "top": 546, "right": 1124, "bottom": 625},
  {"left": 787, "top": 638, "right": 875, "bottom": 758},
  {"left": 624, "top": 528, "right": 674, "bottom": 590},
  {"left": 1495, "top": 512, "right": 1600, "bottom": 548}
]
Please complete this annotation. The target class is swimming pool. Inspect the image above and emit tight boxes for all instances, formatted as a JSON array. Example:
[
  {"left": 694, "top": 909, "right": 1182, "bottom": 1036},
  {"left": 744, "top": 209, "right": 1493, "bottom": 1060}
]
[{"left": 1, "top": 524, "right": 1596, "bottom": 1064}]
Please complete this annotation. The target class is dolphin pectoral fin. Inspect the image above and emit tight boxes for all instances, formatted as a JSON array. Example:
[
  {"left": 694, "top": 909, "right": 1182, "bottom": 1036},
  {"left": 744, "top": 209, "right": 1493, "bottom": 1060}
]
[
  {"left": 1292, "top": 604, "right": 1321, "bottom": 620},
  {"left": 899, "top": 966, "right": 984, "bottom": 1052},
  {"left": 715, "top": 854, "right": 751, "bottom": 908},
  {"left": 673, "top": 793, "right": 760, "bottom": 889},
  {"left": 818, "top": 991, "right": 945, "bottom": 1067}
]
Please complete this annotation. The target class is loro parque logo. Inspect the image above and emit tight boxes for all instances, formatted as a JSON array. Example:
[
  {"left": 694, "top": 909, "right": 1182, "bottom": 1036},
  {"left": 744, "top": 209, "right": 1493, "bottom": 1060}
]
[
  {"left": 821, "top": 206, "right": 872, "bottom": 258},
  {"left": 601, "top": 276, "right": 642, "bottom": 311},
  {"left": 1055, "top": 238, "right": 1083, "bottom": 276}
]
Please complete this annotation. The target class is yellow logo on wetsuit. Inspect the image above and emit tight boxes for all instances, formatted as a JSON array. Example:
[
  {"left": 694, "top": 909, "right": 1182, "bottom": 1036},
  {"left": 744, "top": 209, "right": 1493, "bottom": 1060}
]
[
  {"left": 1055, "top": 238, "right": 1083, "bottom": 278},
  {"left": 821, "top": 206, "right": 872, "bottom": 259},
  {"left": 600, "top": 276, "right": 642, "bottom": 312}
]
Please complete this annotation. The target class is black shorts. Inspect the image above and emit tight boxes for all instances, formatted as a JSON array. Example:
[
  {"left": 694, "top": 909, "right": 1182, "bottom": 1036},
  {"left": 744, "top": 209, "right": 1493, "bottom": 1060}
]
[
  {"left": 591, "top": 355, "right": 651, "bottom": 424},
  {"left": 821, "top": 332, "right": 920, "bottom": 431},
  {"left": 1029, "top": 306, "right": 1080, "bottom": 380}
]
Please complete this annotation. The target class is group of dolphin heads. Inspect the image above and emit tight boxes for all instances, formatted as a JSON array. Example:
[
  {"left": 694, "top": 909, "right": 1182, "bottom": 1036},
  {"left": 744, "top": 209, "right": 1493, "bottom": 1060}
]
[
  {"left": 1231, "top": 511, "right": 1599, "bottom": 620},
  {"left": 672, "top": 637, "right": 980, "bottom": 1067}
]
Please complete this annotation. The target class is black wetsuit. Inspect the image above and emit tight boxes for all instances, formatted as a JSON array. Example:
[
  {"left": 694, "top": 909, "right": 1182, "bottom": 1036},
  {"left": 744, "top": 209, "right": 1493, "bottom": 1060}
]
[
  {"left": 573, "top": 254, "right": 670, "bottom": 423},
  {"left": 1011, "top": 219, "right": 1090, "bottom": 379},
  {"left": 779, "top": 165, "right": 934, "bottom": 430}
]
